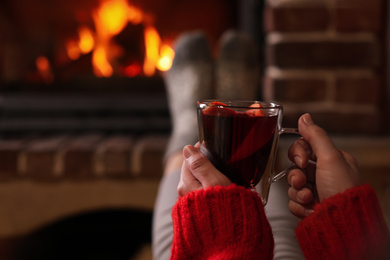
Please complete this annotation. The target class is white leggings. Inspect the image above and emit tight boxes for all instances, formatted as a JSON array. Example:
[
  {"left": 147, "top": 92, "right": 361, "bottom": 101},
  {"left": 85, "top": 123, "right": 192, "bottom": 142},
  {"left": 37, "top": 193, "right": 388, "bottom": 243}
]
[{"left": 152, "top": 169, "right": 304, "bottom": 260}]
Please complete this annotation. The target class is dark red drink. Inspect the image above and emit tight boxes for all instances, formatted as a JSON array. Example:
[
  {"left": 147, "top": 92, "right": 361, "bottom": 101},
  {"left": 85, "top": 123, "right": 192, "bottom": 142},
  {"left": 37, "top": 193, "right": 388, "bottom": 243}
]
[{"left": 199, "top": 103, "right": 278, "bottom": 188}]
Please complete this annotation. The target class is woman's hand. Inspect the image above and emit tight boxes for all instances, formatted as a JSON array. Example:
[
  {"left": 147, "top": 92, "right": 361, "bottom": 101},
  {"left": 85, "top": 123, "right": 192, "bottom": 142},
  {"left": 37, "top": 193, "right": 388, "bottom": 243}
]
[
  {"left": 177, "top": 142, "right": 232, "bottom": 197},
  {"left": 287, "top": 114, "right": 361, "bottom": 218}
]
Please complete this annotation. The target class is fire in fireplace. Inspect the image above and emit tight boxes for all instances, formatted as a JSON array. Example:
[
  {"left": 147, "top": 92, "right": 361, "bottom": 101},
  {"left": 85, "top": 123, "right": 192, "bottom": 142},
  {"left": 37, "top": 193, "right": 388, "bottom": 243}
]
[
  {"left": 0, "top": 0, "right": 241, "bottom": 135},
  {"left": 54, "top": 0, "right": 175, "bottom": 80},
  {"left": 0, "top": 0, "right": 239, "bottom": 85}
]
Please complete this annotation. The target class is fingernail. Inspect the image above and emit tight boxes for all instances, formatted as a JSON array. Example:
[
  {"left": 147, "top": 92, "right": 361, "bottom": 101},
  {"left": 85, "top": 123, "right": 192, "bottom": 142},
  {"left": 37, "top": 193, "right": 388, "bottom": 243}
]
[
  {"left": 183, "top": 146, "right": 193, "bottom": 159},
  {"left": 302, "top": 113, "right": 313, "bottom": 125},
  {"left": 294, "top": 156, "right": 303, "bottom": 167},
  {"left": 298, "top": 191, "right": 305, "bottom": 202},
  {"left": 290, "top": 175, "right": 296, "bottom": 189},
  {"left": 305, "top": 209, "right": 314, "bottom": 217}
]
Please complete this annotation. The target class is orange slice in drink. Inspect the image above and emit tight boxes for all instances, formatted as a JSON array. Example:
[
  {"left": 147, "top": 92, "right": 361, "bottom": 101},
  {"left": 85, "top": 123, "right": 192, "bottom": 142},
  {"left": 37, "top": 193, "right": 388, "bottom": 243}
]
[{"left": 246, "top": 103, "right": 264, "bottom": 117}]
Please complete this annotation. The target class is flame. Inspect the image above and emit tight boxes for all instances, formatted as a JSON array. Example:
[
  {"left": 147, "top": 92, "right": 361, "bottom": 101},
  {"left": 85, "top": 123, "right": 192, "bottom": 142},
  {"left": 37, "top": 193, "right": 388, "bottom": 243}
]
[
  {"left": 65, "top": 27, "right": 94, "bottom": 62},
  {"left": 143, "top": 27, "right": 175, "bottom": 75},
  {"left": 96, "top": 0, "right": 129, "bottom": 36},
  {"left": 143, "top": 26, "right": 160, "bottom": 77},
  {"left": 65, "top": 0, "right": 175, "bottom": 78},
  {"left": 123, "top": 63, "right": 142, "bottom": 77},
  {"left": 157, "top": 44, "right": 175, "bottom": 71},
  {"left": 36, "top": 56, "right": 50, "bottom": 72},
  {"left": 66, "top": 40, "right": 81, "bottom": 60},
  {"left": 92, "top": 46, "right": 113, "bottom": 77},
  {"left": 127, "top": 5, "right": 143, "bottom": 24},
  {"left": 78, "top": 26, "right": 94, "bottom": 54},
  {"left": 36, "top": 56, "right": 54, "bottom": 84}
]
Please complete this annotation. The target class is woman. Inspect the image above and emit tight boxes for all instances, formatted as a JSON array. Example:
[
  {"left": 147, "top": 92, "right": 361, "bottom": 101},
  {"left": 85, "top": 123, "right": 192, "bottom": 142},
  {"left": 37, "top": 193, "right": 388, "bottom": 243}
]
[{"left": 170, "top": 114, "right": 390, "bottom": 260}]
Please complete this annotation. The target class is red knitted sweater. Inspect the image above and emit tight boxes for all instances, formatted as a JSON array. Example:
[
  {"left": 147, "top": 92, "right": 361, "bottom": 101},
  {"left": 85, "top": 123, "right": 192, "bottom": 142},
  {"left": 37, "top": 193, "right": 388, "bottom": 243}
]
[{"left": 170, "top": 184, "right": 390, "bottom": 260}]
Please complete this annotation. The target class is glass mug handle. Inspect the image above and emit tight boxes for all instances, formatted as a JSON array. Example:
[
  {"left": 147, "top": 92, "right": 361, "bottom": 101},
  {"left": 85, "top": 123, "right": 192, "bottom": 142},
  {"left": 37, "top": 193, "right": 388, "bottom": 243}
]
[{"left": 272, "top": 127, "right": 302, "bottom": 183}]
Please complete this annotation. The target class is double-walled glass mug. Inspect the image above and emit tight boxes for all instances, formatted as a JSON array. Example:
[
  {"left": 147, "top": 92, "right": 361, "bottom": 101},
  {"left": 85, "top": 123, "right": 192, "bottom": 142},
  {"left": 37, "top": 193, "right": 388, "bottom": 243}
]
[{"left": 197, "top": 100, "right": 299, "bottom": 205}]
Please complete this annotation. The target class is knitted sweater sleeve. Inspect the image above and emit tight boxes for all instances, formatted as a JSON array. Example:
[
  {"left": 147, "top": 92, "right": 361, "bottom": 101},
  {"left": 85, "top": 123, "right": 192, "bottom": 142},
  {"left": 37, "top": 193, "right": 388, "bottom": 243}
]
[
  {"left": 170, "top": 184, "right": 274, "bottom": 260},
  {"left": 296, "top": 184, "right": 390, "bottom": 260}
]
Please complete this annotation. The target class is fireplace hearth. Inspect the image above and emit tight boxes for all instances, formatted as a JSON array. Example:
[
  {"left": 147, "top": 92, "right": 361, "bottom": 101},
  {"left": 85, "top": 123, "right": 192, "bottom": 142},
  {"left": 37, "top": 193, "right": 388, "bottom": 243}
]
[{"left": 0, "top": 77, "right": 170, "bottom": 136}]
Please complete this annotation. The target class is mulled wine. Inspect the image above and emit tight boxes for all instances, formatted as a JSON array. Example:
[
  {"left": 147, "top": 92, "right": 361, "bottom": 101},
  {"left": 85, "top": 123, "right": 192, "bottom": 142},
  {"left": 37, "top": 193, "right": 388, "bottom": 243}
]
[{"left": 198, "top": 101, "right": 278, "bottom": 188}]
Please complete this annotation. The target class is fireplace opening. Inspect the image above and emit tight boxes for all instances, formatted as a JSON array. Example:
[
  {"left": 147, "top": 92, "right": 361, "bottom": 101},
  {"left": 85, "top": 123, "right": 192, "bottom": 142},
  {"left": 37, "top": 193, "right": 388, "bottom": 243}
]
[
  {"left": 0, "top": 0, "right": 239, "bottom": 85},
  {"left": 0, "top": 0, "right": 244, "bottom": 136}
]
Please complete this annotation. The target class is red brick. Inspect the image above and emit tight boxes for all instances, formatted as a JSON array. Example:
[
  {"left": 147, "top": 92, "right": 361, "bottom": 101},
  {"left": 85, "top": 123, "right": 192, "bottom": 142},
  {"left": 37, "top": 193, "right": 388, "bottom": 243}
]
[
  {"left": 335, "top": 0, "right": 382, "bottom": 9},
  {"left": 95, "top": 135, "right": 134, "bottom": 177},
  {"left": 20, "top": 135, "right": 69, "bottom": 180},
  {"left": 268, "top": 40, "right": 380, "bottom": 69},
  {"left": 0, "top": 139, "right": 26, "bottom": 179},
  {"left": 333, "top": 0, "right": 383, "bottom": 32},
  {"left": 131, "top": 135, "right": 168, "bottom": 179},
  {"left": 334, "top": 8, "right": 383, "bottom": 32},
  {"left": 317, "top": 111, "right": 383, "bottom": 134},
  {"left": 62, "top": 134, "right": 103, "bottom": 179},
  {"left": 283, "top": 110, "right": 383, "bottom": 134},
  {"left": 269, "top": 77, "right": 327, "bottom": 102},
  {"left": 335, "top": 75, "right": 381, "bottom": 104},
  {"left": 265, "top": 6, "right": 329, "bottom": 32}
]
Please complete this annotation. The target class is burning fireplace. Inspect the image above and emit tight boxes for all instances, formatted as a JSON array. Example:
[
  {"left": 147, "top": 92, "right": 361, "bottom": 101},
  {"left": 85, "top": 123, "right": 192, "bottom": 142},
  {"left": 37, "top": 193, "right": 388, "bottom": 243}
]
[
  {"left": 1, "top": 0, "right": 238, "bottom": 82},
  {"left": 0, "top": 0, "right": 240, "bottom": 136}
]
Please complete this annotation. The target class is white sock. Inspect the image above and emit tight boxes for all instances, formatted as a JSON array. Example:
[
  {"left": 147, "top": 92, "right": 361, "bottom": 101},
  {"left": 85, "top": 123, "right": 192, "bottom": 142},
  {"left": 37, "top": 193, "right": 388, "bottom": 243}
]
[
  {"left": 164, "top": 31, "right": 214, "bottom": 162},
  {"left": 216, "top": 30, "right": 260, "bottom": 100}
]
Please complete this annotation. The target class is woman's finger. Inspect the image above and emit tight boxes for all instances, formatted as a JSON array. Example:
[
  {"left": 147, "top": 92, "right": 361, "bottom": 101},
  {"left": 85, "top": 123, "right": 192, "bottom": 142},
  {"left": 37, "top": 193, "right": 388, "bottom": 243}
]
[
  {"left": 288, "top": 186, "right": 314, "bottom": 205},
  {"left": 177, "top": 159, "right": 202, "bottom": 197},
  {"left": 288, "top": 138, "right": 313, "bottom": 168},
  {"left": 183, "top": 145, "right": 231, "bottom": 188},
  {"left": 288, "top": 200, "right": 314, "bottom": 219},
  {"left": 177, "top": 144, "right": 210, "bottom": 197},
  {"left": 287, "top": 168, "right": 307, "bottom": 189},
  {"left": 298, "top": 114, "right": 341, "bottom": 164}
]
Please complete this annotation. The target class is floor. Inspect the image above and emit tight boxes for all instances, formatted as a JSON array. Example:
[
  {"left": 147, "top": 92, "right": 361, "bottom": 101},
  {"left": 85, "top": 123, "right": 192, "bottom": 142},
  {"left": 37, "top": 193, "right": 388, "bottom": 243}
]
[
  {"left": 132, "top": 244, "right": 153, "bottom": 260},
  {"left": 0, "top": 209, "right": 153, "bottom": 260}
]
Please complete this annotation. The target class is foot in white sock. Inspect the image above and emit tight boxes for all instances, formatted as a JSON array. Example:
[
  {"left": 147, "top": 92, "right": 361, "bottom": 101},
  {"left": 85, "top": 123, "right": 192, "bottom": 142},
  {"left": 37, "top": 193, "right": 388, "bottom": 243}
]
[
  {"left": 216, "top": 30, "right": 260, "bottom": 100},
  {"left": 164, "top": 31, "right": 214, "bottom": 161}
]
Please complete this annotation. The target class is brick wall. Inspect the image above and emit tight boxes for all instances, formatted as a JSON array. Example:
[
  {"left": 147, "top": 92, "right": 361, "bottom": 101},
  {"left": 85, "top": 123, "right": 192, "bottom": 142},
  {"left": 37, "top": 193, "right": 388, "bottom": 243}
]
[
  {"left": 264, "top": 0, "right": 390, "bottom": 227},
  {"left": 264, "top": 0, "right": 386, "bottom": 134},
  {"left": 0, "top": 133, "right": 168, "bottom": 182}
]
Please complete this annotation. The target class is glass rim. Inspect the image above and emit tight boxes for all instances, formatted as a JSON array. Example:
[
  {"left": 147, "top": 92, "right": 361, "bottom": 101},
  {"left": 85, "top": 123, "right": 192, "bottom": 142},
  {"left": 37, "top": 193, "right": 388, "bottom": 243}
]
[{"left": 197, "top": 100, "right": 282, "bottom": 109}]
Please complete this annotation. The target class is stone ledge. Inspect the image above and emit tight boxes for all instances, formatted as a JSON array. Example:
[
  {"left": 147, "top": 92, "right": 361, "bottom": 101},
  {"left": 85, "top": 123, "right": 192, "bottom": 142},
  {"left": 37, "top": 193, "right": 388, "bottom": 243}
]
[
  {"left": 0, "top": 179, "right": 160, "bottom": 237},
  {"left": 0, "top": 134, "right": 169, "bottom": 181}
]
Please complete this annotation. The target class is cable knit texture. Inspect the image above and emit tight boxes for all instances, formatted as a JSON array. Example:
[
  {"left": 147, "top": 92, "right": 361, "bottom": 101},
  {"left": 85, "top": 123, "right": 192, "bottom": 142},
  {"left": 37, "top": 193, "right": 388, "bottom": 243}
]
[
  {"left": 170, "top": 185, "right": 274, "bottom": 260},
  {"left": 170, "top": 184, "right": 389, "bottom": 259},
  {"left": 296, "top": 184, "right": 390, "bottom": 260}
]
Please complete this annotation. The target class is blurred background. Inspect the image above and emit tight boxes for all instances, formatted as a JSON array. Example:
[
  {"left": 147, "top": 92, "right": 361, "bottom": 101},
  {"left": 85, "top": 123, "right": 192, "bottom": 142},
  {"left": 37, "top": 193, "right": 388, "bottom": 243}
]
[{"left": 0, "top": 0, "right": 389, "bottom": 259}]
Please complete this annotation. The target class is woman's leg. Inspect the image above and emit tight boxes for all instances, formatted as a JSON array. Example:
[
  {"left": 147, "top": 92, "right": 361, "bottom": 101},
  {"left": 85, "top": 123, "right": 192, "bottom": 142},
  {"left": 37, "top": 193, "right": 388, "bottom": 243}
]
[
  {"left": 152, "top": 161, "right": 181, "bottom": 260},
  {"left": 152, "top": 31, "right": 213, "bottom": 260},
  {"left": 264, "top": 180, "right": 304, "bottom": 259}
]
